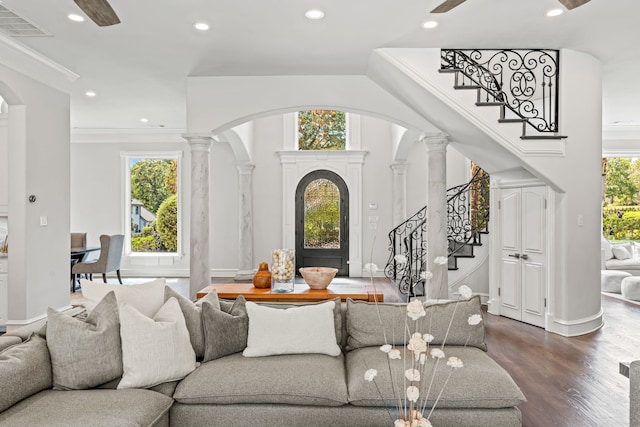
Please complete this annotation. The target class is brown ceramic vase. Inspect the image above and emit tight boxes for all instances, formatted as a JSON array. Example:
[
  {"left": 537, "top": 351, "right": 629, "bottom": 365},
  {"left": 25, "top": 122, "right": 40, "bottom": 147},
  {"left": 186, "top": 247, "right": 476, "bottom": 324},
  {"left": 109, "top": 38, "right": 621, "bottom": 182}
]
[{"left": 253, "top": 262, "right": 272, "bottom": 288}]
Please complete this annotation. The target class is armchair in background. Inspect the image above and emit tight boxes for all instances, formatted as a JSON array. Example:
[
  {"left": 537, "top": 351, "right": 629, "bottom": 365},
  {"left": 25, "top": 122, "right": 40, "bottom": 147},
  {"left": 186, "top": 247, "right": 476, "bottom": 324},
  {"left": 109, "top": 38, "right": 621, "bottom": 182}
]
[{"left": 72, "top": 234, "right": 124, "bottom": 284}]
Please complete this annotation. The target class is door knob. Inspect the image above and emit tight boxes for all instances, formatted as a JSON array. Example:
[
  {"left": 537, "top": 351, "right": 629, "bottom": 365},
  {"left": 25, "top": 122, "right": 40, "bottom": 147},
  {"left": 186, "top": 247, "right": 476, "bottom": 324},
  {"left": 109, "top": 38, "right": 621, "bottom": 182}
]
[
  {"left": 521, "top": 254, "right": 529, "bottom": 260},
  {"left": 508, "top": 253, "right": 521, "bottom": 259}
]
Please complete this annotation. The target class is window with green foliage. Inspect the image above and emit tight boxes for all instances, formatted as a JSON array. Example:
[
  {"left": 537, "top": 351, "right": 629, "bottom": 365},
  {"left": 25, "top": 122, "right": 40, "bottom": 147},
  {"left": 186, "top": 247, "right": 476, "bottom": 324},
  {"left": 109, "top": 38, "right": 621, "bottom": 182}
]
[
  {"left": 603, "top": 157, "right": 640, "bottom": 240},
  {"left": 298, "top": 110, "right": 346, "bottom": 150},
  {"left": 124, "top": 153, "right": 181, "bottom": 254},
  {"left": 304, "top": 179, "right": 340, "bottom": 248}
]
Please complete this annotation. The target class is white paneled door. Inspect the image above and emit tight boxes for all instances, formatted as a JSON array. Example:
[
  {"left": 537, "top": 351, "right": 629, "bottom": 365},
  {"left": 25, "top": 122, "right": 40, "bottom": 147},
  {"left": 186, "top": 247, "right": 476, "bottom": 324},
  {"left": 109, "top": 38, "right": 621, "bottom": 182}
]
[{"left": 499, "top": 186, "right": 546, "bottom": 328}]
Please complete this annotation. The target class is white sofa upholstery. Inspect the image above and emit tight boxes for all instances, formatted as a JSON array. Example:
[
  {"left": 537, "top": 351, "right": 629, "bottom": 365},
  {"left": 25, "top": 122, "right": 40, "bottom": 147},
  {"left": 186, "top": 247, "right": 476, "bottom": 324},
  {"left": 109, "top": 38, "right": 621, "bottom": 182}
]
[{"left": 601, "top": 237, "right": 640, "bottom": 276}]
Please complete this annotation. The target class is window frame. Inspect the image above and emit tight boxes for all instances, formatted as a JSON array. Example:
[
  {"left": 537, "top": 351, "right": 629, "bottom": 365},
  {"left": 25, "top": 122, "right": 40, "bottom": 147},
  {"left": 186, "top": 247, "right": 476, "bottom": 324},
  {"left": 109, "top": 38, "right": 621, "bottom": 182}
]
[{"left": 121, "top": 151, "right": 183, "bottom": 257}]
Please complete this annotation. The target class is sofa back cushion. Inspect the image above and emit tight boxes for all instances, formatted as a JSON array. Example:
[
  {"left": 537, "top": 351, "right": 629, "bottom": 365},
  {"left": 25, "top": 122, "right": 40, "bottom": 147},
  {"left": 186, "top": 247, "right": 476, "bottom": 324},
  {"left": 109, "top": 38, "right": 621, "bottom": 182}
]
[
  {"left": 346, "top": 296, "right": 487, "bottom": 351},
  {"left": 202, "top": 296, "right": 249, "bottom": 362},
  {"left": 602, "top": 236, "right": 614, "bottom": 260},
  {"left": 0, "top": 334, "right": 52, "bottom": 412}
]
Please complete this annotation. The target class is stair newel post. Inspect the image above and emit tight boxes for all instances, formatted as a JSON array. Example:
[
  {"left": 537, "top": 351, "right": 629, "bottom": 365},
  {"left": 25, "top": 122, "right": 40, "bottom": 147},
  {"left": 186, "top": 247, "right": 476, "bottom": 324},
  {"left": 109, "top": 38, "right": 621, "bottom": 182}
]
[{"left": 423, "top": 135, "right": 450, "bottom": 300}]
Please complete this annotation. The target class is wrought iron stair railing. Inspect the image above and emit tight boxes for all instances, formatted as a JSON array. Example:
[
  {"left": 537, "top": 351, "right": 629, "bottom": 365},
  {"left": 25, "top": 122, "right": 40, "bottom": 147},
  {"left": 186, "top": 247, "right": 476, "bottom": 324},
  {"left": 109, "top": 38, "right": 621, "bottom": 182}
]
[
  {"left": 440, "top": 49, "right": 566, "bottom": 140},
  {"left": 384, "top": 171, "right": 490, "bottom": 296}
]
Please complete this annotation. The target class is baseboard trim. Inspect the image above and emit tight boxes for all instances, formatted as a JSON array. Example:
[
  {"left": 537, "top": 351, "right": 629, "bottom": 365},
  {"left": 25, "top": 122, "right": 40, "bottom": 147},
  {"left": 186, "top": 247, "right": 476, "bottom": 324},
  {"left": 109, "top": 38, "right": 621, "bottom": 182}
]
[{"left": 547, "top": 308, "right": 604, "bottom": 337}]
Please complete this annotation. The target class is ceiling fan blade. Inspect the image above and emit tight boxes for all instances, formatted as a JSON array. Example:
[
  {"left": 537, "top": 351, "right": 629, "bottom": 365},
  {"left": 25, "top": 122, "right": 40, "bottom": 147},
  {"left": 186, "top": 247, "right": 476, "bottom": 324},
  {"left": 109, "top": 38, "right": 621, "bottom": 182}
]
[
  {"left": 73, "top": 0, "right": 120, "bottom": 26},
  {"left": 431, "top": 0, "right": 467, "bottom": 13},
  {"left": 557, "top": 0, "right": 591, "bottom": 10}
]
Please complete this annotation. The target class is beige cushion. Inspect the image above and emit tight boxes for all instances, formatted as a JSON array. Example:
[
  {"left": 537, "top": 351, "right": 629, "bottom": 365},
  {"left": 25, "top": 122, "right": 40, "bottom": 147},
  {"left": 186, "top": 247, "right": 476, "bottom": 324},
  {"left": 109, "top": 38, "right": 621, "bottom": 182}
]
[
  {"left": 81, "top": 278, "right": 166, "bottom": 318},
  {"left": 118, "top": 297, "right": 196, "bottom": 389},
  {"left": 243, "top": 300, "right": 341, "bottom": 357},
  {"left": 346, "top": 296, "right": 487, "bottom": 351},
  {"left": 164, "top": 286, "right": 220, "bottom": 360},
  {"left": 613, "top": 245, "right": 632, "bottom": 260},
  {"left": 0, "top": 335, "right": 52, "bottom": 412},
  {"left": 46, "top": 292, "right": 122, "bottom": 390}
]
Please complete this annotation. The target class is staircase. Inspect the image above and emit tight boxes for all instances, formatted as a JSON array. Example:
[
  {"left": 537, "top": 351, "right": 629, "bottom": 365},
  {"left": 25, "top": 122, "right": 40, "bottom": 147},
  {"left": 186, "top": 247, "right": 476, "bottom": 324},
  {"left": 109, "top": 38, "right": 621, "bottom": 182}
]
[
  {"left": 384, "top": 170, "right": 490, "bottom": 296},
  {"left": 439, "top": 49, "right": 567, "bottom": 140}
]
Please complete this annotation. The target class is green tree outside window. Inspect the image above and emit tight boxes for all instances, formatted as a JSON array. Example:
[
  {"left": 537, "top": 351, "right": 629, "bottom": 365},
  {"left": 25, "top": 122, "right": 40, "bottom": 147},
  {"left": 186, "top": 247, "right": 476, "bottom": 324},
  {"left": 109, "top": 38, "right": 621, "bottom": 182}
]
[{"left": 298, "top": 110, "right": 346, "bottom": 150}]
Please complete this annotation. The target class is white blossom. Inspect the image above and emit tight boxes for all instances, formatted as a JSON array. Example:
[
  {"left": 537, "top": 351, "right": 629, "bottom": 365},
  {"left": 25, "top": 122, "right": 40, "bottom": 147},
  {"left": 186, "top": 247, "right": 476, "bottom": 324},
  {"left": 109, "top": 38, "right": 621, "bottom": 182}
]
[
  {"left": 364, "top": 263, "right": 378, "bottom": 273},
  {"left": 408, "top": 335, "right": 427, "bottom": 354},
  {"left": 419, "top": 353, "right": 426, "bottom": 365},
  {"left": 458, "top": 285, "right": 473, "bottom": 299},
  {"left": 423, "top": 333, "right": 434, "bottom": 343},
  {"left": 405, "top": 368, "right": 421, "bottom": 381},
  {"left": 420, "top": 270, "right": 433, "bottom": 281},
  {"left": 447, "top": 356, "right": 464, "bottom": 369},
  {"left": 433, "top": 256, "right": 448, "bottom": 265},
  {"left": 430, "top": 348, "right": 445, "bottom": 359},
  {"left": 406, "top": 386, "right": 420, "bottom": 402},
  {"left": 364, "top": 368, "right": 378, "bottom": 382},
  {"left": 394, "top": 420, "right": 407, "bottom": 427},
  {"left": 417, "top": 418, "right": 432, "bottom": 427},
  {"left": 388, "top": 349, "right": 402, "bottom": 360},
  {"left": 468, "top": 314, "right": 482, "bottom": 326},
  {"left": 394, "top": 254, "right": 408, "bottom": 264},
  {"left": 406, "top": 299, "right": 426, "bottom": 320},
  {"left": 380, "top": 344, "right": 392, "bottom": 353}
]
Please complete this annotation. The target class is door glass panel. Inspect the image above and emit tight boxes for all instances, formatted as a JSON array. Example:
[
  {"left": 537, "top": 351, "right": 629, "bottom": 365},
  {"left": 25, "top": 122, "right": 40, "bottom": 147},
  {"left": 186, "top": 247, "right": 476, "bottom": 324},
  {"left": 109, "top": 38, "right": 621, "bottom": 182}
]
[{"left": 303, "top": 179, "right": 340, "bottom": 249}]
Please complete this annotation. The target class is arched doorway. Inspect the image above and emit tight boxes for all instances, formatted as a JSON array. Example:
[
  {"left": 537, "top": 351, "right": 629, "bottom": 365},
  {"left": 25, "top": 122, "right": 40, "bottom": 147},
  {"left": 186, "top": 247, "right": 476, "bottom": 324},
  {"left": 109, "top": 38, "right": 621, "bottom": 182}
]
[{"left": 295, "top": 170, "right": 349, "bottom": 276}]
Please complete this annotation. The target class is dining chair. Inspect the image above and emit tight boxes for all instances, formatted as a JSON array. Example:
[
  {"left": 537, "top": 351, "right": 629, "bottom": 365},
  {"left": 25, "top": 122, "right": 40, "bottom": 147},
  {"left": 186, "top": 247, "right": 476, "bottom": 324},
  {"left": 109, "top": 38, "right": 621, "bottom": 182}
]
[
  {"left": 72, "top": 234, "right": 124, "bottom": 284},
  {"left": 70, "top": 232, "right": 87, "bottom": 250}
]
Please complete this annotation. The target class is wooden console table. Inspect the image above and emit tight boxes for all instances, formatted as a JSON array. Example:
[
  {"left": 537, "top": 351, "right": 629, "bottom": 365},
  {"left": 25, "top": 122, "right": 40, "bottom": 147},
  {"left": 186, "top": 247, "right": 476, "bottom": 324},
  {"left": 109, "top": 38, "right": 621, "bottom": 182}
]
[{"left": 196, "top": 282, "right": 384, "bottom": 302}]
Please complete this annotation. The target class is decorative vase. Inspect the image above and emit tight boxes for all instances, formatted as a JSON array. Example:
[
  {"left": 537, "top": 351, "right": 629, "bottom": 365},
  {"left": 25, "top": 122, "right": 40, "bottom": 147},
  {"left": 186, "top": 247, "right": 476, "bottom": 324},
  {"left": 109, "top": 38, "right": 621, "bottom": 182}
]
[
  {"left": 271, "top": 249, "right": 295, "bottom": 293},
  {"left": 253, "top": 262, "right": 272, "bottom": 289}
]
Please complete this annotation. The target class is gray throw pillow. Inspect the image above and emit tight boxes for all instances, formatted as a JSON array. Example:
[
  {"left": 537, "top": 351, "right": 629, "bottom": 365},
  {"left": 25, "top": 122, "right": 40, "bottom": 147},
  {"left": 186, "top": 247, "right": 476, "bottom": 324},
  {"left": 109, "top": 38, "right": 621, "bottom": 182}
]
[
  {"left": 202, "top": 295, "right": 248, "bottom": 362},
  {"left": 0, "top": 334, "right": 52, "bottom": 412},
  {"left": 164, "top": 286, "right": 220, "bottom": 360},
  {"left": 46, "top": 291, "right": 123, "bottom": 390},
  {"left": 346, "top": 295, "right": 487, "bottom": 351}
]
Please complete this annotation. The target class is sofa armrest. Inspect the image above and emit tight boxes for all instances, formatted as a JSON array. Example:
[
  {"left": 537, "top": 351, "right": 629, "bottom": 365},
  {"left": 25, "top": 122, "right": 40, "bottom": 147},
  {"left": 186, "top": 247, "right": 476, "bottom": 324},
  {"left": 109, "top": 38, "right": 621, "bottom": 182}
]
[{"left": 0, "top": 335, "right": 22, "bottom": 352}]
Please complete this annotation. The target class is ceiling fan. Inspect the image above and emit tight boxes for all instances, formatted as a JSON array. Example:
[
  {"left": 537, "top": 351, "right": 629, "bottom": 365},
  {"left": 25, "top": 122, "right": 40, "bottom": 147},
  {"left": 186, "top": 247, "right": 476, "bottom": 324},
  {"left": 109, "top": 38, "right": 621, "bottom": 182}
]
[
  {"left": 431, "top": 0, "right": 591, "bottom": 13},
  {"left": 73, "top": 0, "right": 120, "bottom": 26}
]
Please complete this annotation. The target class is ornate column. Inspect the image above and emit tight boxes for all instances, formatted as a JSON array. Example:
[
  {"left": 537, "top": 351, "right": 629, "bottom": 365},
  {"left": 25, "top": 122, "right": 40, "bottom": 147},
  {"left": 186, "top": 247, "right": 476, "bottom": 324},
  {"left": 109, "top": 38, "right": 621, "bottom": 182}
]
[
  {"left": 390, "top": 162, "right": 408, "bottom": 226},
  {"left": 423, "top": 136, "right": 449, "bottom": 299},
  {"left": 183, "top": 133, "right": 213, "bottom": 299},
  {"left": 234, "top": 163, "right": 255, "bottom": 281}
]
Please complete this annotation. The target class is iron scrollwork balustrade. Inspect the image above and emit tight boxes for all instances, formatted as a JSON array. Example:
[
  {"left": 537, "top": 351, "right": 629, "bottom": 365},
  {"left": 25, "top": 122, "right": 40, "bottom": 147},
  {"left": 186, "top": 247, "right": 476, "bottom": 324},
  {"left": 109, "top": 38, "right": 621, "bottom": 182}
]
[
  {"left": 441, "top": 49, "right": 560, "bottom": 136},
  {"left": 384, "top": 171, "right": 490, "bottom": 296}
]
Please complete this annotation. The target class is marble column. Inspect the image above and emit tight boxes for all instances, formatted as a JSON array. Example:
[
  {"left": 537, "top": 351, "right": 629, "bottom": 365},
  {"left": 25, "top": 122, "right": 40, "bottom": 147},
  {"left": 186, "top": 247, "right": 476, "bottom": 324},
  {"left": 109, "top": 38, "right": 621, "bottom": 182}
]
[
  {"left": 423, "top": 136, "right": 449, "bottom": 299},
  {"left": 390, "top": 162, "right": 408, "bottom": 226},
  {"left": 234, "top": 163, "right": 255, "bottom": 281},
  {"left": 184, "top": 133, "right": 213, "bottom": 299}
]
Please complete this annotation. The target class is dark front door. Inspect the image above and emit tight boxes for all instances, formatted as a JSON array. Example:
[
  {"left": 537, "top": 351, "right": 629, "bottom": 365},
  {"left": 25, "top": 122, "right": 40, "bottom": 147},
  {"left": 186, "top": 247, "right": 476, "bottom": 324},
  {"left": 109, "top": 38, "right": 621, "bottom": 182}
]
[{"left": 295, "top": 170, "right": 349, "bottom": 276}]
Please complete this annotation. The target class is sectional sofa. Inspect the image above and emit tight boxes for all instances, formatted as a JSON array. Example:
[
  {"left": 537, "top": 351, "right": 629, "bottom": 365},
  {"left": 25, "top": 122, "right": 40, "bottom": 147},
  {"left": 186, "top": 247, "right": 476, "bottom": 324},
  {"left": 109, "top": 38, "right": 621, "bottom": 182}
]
[{"left": 0, "top": 280, "right": 525, "bottom": 427}]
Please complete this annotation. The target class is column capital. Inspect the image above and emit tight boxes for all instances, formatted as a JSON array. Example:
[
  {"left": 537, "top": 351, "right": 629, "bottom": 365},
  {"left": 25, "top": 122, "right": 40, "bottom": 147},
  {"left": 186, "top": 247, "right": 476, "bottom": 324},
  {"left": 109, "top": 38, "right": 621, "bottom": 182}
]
[
  {"left": 421, "top": 133, "right": 449, "bottom": 147},
  {"left": 390, "top": 162, "right": 409, "bottom": 175},
  {"left": 237, "top": 162, "right": 256, "bottom": 175},
  {"left": 183, "top": 133, "right": 214, "bottom": 151}
]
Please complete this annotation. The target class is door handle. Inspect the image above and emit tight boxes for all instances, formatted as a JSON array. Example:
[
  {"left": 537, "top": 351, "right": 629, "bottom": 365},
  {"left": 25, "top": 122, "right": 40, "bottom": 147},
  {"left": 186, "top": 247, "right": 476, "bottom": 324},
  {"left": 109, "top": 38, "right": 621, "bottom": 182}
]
[
  {"left": 508, "top": 253, "right": 521, "bottom": 259},
  {"left": 521, "top": 254, "right": 529, "bottom": 260}
]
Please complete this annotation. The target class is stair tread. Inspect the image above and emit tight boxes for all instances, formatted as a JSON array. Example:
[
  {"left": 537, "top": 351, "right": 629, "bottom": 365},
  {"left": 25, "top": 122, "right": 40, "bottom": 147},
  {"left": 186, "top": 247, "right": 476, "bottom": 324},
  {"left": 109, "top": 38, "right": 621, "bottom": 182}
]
[
  {"left": 454, "top": 85, "right": 481, "bottom": 90},
  {"left": 438, "top": 68, "right": 461, "bottom": 73},
  {"left": 498, "top": 118, "right": 526, "bottom": 123},
  {"left": 520, "top": 135, "right": 568, "bottom": 140},
  {"left": 476, "top": 102, "right": 504, "bottom": 106}
]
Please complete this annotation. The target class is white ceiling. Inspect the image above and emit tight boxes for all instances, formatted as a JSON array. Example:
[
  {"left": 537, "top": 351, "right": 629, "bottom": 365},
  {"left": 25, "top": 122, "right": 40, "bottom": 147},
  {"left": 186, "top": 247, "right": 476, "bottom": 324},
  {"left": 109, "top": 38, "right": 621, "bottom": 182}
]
[{"left": 1, "top": 0, "right": 638, "bottom": 132}]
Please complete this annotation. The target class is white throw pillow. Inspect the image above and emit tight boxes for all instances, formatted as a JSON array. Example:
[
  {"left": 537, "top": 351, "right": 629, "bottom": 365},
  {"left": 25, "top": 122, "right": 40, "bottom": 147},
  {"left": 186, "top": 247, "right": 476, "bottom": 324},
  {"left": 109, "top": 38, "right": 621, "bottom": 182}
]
[
  {"left": 81, "top": 278, "right": 166, "bottom": 318},
  {"left": 612, "top": 245, "right": 632, "bottom": 260},
  {"left": 117, "top": 297, "right": 196, "bottom": 389},
  {"left": 601, "top": 236, "right": 614, "bottom": 260},
  {"left": 243, "top": 301, "right": 341, "bottom": 357}
]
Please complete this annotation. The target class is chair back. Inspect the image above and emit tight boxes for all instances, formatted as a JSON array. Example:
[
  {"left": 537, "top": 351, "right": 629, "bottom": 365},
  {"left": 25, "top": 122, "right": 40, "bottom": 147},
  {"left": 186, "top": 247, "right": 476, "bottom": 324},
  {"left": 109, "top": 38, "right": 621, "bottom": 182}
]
[
  {"left": 70, "top": 232, "right": 87, "bottom": 249},
  {"left": 95, "top": 234, "right": 124, "bottom": 273}
]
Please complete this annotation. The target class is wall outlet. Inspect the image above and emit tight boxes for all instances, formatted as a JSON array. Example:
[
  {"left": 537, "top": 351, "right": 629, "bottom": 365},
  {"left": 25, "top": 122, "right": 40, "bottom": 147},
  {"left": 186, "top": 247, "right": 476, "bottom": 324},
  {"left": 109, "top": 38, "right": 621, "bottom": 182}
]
[{"left": 39, "top": 216, "right": 47, "bottom": 226}]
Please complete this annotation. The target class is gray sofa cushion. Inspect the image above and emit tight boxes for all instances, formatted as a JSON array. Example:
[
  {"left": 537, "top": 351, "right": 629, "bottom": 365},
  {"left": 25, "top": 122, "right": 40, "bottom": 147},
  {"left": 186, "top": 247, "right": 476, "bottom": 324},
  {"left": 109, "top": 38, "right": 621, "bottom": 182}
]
[
  {"left": 346, "top": 296, "right": 487, "bottom": 351},
  {"left": 0, "top": 336, "right": 21, "bottom": 352},
  {"left": 174, "top": 352, "right": 349, "bottom": 406},
  {"left": 202, "top": 295, "right": 248, "bottom": 362},
  {"left": 346, "top": 346, "right": 525, "bottom": 409},
  {"left": 46, "top": 291, "right": 123, "bottom": 390},
  {"left": 164, "top": 286, "right": 220, "bottom": 360},
  {"left": 0, "top": 334, "right": 52, "bottom": 412},
  {"left": 0, "top": 389, "right": 173, "bottom": 427}
]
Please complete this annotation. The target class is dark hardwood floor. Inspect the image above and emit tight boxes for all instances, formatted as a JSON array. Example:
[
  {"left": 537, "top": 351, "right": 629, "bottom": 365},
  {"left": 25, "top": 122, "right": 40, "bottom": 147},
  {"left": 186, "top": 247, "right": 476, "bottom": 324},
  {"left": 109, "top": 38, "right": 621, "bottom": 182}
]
[{"left": 485, "top": 294, "right": 636, "bottom": 427}]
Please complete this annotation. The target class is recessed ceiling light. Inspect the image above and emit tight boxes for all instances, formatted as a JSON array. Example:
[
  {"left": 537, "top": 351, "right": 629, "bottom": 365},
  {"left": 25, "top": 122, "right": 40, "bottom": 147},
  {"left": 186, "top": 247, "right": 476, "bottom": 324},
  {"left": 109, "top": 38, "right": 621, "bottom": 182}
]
[
  {"left": 422, "top": 20, "right": 439, "bottom": 29},
  {"left": 305, "top": 9, "right": 325, "bottom": 20},
  {"left": 140, "top": 118, "right": 149, "bottom": 123},
  {"left": 68, "top": 14, "right": 85, "bottom": 22},
  {"left": 547, "top": 9, "right": 563, "bottom": 17},
  {"left": 194, "top": 22, "right": 209, "bottom": 31},
  {"left": 85, "top": 91, "right": 96, "bottom": 97}
]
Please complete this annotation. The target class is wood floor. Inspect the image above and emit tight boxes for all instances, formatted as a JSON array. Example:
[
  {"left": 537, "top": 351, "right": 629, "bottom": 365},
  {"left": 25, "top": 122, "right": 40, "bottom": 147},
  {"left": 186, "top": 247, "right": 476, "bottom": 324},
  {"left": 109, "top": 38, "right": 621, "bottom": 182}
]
[{"left": 71, "top": 277, "right": 636, "bottom": 426}]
